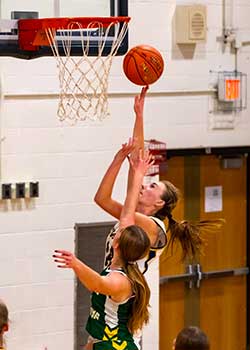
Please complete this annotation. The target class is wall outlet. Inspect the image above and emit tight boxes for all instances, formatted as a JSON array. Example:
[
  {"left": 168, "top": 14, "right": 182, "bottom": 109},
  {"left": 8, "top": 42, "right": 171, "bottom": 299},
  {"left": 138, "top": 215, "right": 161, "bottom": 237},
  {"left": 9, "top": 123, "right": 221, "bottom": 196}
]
[
  {"left": 1, "top": 181, "right": 39, "bottom": 200},
  {"left": 16, "top": 182, "right": 26, "bottom": 198},
  {"left": 29, "top": 182, "right": 39, "bottom": 198},
  {"left": 2, "top": 183, "right": 12, "bottom": 199}
]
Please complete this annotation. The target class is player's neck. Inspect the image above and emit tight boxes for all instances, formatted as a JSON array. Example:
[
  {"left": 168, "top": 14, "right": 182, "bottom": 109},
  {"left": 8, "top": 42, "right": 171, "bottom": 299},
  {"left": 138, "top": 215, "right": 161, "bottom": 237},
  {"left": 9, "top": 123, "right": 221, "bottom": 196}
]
[
  {"left": 110, "top": 254, "right": 123, "bottom": 269},
  {"left": 137, "top": 203, "right": 155, "bottom": 216}
]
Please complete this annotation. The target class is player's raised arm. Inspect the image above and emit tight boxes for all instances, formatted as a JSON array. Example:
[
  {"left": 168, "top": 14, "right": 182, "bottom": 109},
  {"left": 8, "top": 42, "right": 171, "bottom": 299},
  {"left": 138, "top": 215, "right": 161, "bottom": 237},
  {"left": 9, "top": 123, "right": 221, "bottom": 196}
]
[
  {"left": 131, "top": 86, "right": 149, "bottom": 158},
  {"left": 94, "top": 138, "right": 136, "bottom": 220},
  {"left": 119, "top": 149, "right": 154, "bottom": 230}
]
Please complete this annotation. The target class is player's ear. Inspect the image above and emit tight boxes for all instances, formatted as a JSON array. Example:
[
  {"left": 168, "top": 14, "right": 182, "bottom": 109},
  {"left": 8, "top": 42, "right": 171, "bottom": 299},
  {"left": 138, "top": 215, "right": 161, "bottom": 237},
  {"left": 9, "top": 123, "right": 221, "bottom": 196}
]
[{"left": 155, "top": 198, "right": 165, "bottom": 209}]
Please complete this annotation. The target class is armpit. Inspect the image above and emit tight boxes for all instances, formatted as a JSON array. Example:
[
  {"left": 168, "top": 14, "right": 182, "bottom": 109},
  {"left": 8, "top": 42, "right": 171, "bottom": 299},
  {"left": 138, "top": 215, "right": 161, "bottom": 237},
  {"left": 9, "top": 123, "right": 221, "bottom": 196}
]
[{"left": 151, "top": 229, "right": 167, "bottom": 249}]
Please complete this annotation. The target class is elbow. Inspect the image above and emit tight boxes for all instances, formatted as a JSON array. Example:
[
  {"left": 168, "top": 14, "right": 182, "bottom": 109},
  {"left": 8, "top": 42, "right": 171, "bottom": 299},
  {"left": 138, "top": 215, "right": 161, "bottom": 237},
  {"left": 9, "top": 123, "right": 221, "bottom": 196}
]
[
  {"left": 94, "top": 193, "right": 106, "bottom": 209},
  {"left": 94, "top": 193, "right": 102, "bottom": 205},
  {"left": 94, "top": 193, "right": 99, "bottom": 204},
  {"left": 94, "top": 189, "right": 111, "bottom": 206}
]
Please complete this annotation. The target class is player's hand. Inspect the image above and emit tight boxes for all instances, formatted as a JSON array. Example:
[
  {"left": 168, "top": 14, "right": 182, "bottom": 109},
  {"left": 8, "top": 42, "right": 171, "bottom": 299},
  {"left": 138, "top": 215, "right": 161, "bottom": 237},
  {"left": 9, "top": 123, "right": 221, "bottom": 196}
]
[
  {"left": 53, "top": 250, "right": 77, "bottom": 268},
  {"left": 134, "top": 86, "right": 149, "bottom": 116},
  {"left": 113, "top": 137, "right": 137, "bottom": 163},
  {"left": 129, "top": 148, "right": 154, "bottom": 176}
]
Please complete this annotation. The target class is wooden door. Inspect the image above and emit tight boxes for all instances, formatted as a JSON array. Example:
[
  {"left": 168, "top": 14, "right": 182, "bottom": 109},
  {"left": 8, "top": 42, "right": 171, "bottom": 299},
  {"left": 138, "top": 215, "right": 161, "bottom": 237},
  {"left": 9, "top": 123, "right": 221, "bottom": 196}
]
[{"left": 159, "top": 154, "right": 248, "bottom": 350}]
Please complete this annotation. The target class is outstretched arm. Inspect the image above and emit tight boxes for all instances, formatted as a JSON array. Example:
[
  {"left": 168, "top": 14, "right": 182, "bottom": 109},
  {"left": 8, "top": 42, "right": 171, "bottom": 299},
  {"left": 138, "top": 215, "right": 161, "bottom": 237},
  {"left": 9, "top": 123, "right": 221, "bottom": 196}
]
[
  {"left": 119, "top": 149, "right": 154, "bottom": 230},
  {"left": 127, "top": 86, "right": 148, "bottom": 196},
  {"left": 131, "top": 86, "right": 149, "bottom": 159},
  {"left": 53, "top": 249, "right": 130, "bottom": 298},
  {"left": 94, "top": 138, "right": 135, "bottom": 219},
  {"left": 94, "top": 87, "right": 148, "bottom": 217}
]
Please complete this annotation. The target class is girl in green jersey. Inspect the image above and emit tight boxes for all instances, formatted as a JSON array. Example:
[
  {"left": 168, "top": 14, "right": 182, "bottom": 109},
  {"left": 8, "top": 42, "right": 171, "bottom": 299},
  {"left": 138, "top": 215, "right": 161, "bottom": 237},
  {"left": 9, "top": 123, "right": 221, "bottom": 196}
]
[{"left": 53, "top": 142, "right": 154, "bottom": 350}]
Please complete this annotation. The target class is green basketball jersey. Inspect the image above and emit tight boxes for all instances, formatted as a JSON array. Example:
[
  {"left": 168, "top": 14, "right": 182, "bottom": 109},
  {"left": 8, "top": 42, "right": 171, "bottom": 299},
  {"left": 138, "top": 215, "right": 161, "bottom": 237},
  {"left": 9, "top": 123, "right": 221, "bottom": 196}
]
[{"left": 86, "top": 268, "right": 138, "bottom": 350}]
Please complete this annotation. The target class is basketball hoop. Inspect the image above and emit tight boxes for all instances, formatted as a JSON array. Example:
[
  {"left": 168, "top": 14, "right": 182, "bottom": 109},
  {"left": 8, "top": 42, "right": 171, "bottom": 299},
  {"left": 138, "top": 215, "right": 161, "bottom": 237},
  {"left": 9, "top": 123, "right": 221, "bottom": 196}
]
[{"left": 18, "top": 17, "right": 130, "bottom": 124}]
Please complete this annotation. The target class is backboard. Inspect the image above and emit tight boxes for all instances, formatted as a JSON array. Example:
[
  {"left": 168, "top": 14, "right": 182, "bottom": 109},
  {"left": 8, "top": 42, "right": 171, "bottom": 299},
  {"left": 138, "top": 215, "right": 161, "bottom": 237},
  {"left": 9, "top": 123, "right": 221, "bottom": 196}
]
[{"left": 0, "top": 0, "right": 129, "bottom": 59}]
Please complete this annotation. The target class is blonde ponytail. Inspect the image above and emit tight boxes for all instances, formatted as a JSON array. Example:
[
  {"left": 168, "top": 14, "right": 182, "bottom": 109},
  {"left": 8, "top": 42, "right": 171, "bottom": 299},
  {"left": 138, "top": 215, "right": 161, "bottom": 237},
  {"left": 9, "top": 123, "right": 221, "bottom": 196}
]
[
  {"left": 118, "top": 226, "right": 151, "bottom": 334},
  {"left": 124, "top": 263, "right": 150, "bottom": 334}
]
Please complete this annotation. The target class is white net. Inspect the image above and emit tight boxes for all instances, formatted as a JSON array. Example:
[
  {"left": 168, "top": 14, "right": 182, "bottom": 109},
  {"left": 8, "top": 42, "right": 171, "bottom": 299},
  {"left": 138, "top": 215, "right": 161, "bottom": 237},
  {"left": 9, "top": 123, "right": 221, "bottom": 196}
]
[{"left": 45, "top": 19, "right": 129, "bottom": 124}]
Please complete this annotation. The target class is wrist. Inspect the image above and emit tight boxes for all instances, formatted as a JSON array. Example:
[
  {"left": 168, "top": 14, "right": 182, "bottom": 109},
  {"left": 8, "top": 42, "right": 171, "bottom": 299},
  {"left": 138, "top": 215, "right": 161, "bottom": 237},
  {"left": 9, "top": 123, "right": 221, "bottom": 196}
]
[
  {"left": 113, "top": 155, "right": 126, "bottom": 165},
  {"left": 132, "top": 172, "right": 145, "bottom": 181},
  {"left": 135, "top": 112, "right": 143, "bottom": 117},
  {"left": 72, "top": 258, "right": 84, "bottom": 272}
]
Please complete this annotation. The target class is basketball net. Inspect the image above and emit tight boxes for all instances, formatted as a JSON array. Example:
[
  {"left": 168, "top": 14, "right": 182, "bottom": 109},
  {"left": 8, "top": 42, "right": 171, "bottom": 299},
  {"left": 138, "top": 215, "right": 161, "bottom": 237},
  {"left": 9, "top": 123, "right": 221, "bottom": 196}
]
[{"left": 45, "top": 20, "right": 129, "bottom": 124}]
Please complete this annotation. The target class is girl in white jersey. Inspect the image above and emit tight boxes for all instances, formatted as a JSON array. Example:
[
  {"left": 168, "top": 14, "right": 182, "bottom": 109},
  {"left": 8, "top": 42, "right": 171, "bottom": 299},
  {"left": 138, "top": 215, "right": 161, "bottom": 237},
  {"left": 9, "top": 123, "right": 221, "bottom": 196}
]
[
  {"left": 53, "top": 145, "right": 154, "bottom": 350},
  {"left": 95, "top": 87, "right": 224, "bottom": 273}
]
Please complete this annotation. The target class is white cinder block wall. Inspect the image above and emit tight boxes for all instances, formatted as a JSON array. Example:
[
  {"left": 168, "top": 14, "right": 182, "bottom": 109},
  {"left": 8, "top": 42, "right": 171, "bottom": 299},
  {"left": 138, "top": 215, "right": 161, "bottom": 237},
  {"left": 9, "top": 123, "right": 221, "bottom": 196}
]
[{"left": 0, "top": 0, "right": 250, "bottom": 349}]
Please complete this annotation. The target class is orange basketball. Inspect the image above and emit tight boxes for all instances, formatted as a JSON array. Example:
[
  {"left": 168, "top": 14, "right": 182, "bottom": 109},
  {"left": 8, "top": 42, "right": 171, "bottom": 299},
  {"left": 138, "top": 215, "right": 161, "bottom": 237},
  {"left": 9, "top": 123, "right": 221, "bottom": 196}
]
[{"left": 123, "top": 45, "right": 164, "bottom": 86}]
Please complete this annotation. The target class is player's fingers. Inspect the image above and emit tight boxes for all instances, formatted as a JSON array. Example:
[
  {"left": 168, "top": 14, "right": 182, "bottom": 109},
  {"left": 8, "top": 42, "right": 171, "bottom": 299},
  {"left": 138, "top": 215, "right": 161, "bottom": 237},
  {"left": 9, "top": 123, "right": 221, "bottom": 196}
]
[
  {"left": 57, "top": 265, "right": 69, "bottom": 268},
  {"left": 54, "top": 249, "right": 71, "bottom": 256},
  {"left": 147, "top": 152, "right": 155, "bottom": 163},
  {"left": 149, "top": 158, "right": 155, "bottom": 166},
  {"left": 143, "top": 149, "right": 150, "bottom": 159},
  {"left": 141, "top": 85, "right": 149, "bottom": 97},
  {"left": 128, "top": 137, "right": 134, "bottom": 145},
  {"left": 53, "top": 258, "right": 66, "bottom": 263}
]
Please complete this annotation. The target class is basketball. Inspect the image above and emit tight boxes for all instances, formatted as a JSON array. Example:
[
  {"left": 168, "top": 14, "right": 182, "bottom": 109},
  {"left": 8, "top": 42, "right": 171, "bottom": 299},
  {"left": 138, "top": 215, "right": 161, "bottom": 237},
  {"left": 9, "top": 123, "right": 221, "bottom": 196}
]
[{"left": 123, "top": 45, "right": 164, "bottom": 86}]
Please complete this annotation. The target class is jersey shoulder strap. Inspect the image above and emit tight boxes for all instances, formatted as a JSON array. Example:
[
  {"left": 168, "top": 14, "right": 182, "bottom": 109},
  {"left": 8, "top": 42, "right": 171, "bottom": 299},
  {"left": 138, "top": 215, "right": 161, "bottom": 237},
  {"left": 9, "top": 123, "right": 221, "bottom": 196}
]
[{"left": 150, "top": 216, "right": 166, "bottom": 233}]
